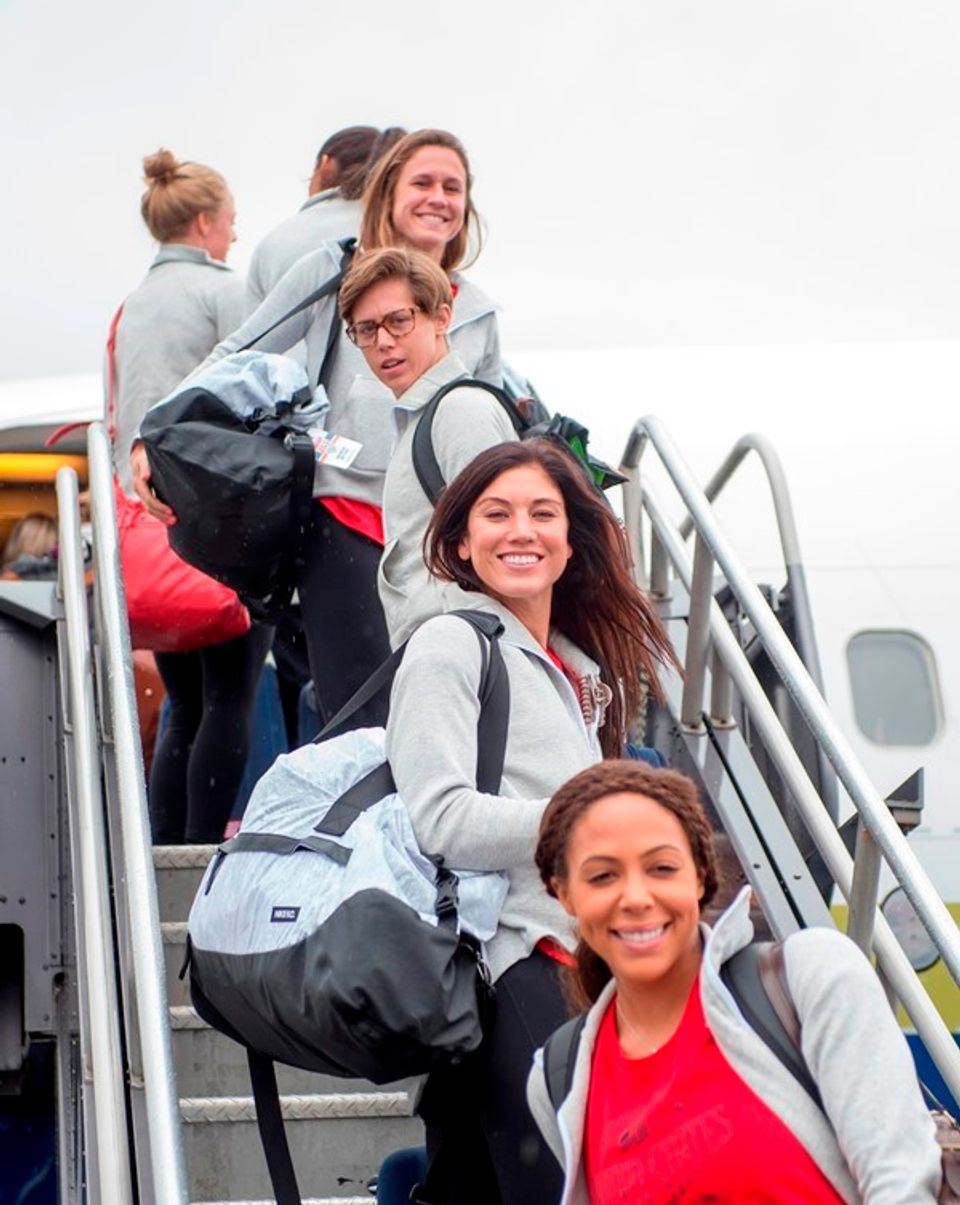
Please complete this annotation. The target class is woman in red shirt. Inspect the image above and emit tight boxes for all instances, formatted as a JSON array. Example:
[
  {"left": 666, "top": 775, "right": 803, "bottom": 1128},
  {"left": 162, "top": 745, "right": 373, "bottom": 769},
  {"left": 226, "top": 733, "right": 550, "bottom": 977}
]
[{"left": 528, "top": 760, "right": 943, "bottom": 1204}]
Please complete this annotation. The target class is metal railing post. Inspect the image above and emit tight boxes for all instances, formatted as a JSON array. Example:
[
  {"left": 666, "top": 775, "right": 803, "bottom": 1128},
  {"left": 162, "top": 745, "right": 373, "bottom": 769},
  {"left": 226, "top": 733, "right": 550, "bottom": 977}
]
[
  {"left": 680, "top": 535, "right": 714, "bottom": 730},
  {"left": 846, "top": 822, "right": 883, "bottom": 958},
  {"left": 87, "top": 424, "right": 189, "bottom": 1205},
  {"left": 55, "top": 466, "right": 134, "bottom": 1205}
]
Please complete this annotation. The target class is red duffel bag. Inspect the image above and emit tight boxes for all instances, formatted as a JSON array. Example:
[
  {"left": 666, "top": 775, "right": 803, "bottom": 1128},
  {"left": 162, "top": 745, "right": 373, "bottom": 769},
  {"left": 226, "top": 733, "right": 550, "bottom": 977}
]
[{"left": 115, "top": 480, "right": 251, "bottom": 653}]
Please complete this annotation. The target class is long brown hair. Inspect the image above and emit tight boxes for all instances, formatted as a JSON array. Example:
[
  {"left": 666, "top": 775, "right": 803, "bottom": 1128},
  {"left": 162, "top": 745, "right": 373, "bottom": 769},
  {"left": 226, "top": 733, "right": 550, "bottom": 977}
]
[
  {"left": 358, "top": 129, "right": 482, "bottom": 272},
  {"left": 535, "top": 761, "right": 719, "bottom": 1009},
  {"left": 425, "top": 440, "right": 678, "bottom": 756}
]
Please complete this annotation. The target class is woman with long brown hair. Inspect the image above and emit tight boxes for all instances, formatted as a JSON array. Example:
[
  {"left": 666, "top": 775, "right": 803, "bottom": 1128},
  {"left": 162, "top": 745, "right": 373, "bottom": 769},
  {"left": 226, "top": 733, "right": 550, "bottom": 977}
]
[{"left": 384, "top": 439, "right": 676, "bottom": 1204}]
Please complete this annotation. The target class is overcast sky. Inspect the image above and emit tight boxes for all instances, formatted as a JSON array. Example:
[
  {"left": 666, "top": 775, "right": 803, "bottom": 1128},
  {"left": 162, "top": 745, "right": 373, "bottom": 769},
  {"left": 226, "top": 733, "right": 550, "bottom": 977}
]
[{"left": 2, "top": 0, "right": 959, "bottom": 381}]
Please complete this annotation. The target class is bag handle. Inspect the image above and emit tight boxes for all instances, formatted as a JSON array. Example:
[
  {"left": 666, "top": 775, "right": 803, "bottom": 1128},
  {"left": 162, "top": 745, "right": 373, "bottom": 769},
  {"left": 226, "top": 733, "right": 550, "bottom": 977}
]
[{"left": 236, "top": 237, "right": 356, "bottom": 353}]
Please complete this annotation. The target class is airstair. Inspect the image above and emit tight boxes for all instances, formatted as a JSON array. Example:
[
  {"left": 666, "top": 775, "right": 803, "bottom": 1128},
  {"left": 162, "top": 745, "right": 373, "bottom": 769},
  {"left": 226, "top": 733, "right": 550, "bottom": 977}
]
[{"left": 1, "top": 415, "right": 958, "bottom": 1202}]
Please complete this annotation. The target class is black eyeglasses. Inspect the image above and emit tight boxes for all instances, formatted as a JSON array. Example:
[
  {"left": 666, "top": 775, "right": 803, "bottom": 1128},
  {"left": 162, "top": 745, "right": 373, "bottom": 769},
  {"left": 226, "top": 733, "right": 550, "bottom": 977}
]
[{"left": 346, "top": 307, "right": 419, "bottom": 347}]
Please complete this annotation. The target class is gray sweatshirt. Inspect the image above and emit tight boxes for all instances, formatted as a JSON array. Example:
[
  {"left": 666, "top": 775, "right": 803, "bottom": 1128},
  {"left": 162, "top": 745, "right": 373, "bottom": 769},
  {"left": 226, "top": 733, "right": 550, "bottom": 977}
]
[
  {"left": 245, "top": 190, "right": 361, "bottom": 309},
  {"left": 192, "top": 242, "right": 501, "bottom": 506},
  {"left": 386, "top": 598, "right": 607, "bottom": 980},
  {"left": 109, "top": 245, "right": 245, "bottom": 494},
  {"left": 527, "top": 886, "right": 943, "bottom": 1205},
  {"left": 379, "top": 351, "right": 519, "bottom": 647}
]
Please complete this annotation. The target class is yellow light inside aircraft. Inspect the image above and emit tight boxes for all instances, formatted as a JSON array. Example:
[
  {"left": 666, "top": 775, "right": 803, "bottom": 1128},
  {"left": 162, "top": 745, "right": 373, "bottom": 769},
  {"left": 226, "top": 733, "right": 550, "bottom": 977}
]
[{"left": 0, "top": 453, "right": 88, "bottom": 484}]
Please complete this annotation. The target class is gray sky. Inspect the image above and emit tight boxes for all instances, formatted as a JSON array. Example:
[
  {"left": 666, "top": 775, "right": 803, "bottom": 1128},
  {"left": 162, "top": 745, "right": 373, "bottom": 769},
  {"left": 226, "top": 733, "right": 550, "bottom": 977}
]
[{"left": 2, "top": 0, "right": 959, "bottom": 380}]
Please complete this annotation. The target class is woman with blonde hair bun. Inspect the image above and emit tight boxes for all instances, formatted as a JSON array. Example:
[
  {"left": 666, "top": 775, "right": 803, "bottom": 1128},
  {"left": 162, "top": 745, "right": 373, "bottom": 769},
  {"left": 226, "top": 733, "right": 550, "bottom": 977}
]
[{"left": 110, "top": 148, "right": 271, "bottom": 846}]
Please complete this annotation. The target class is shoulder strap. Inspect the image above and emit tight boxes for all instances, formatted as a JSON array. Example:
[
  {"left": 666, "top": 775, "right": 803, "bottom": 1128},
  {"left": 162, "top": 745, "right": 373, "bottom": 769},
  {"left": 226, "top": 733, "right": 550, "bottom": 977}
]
[
  {"left": 247, "top": 1049, "right": 302, "bottom": 1205},
  {"left": 315, "top": 609, "right": 509, "bottom": 788},
  {"left": 411, "top": 377, "right": 524, "bottom": 505},
  {"left": 721, "top": 941, "right": 824, "bottom": 1111},
  {"left": 237, "top": 237, "right": 356, "bottom": 353},
  {"left": 448, "top": 609, "right": 510, "bottom": 794},
  {"left": 543, "top": 1012, "right": 589, "bottom": 1112}
]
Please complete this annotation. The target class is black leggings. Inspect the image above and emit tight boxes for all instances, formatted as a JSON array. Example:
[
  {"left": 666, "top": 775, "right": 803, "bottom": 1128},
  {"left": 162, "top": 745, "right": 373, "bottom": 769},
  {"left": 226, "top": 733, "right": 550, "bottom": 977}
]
[
  {"left": 417, "top": 951, "right": 569, "bottom": 1205},
  {"left": 296, "top": 505, "right": 392, "bottom": 730},
  {"left": 150, "top": 623, "right": 272, "bottom": 844}
]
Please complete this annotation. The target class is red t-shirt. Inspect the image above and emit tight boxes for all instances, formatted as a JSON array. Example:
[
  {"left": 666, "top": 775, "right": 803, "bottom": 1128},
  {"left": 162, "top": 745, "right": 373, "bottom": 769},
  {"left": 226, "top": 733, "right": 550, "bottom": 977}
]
[
  {"left": 584, "top": 981, "right": 844, "bottom": 1204},
  {"left": 318, "top": 497, "right": 384, "bottom": 546}
]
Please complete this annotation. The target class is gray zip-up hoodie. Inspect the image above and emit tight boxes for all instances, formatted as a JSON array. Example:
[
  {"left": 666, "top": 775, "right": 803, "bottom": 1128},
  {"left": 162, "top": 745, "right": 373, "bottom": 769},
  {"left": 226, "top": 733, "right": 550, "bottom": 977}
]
[
  {"left": 245, "top": 189, "right": 361, "bottom": 309},
  {"left": 379, "top": 350, "right": 518, "bottom": 647},
  {"left": 110, "top": 245, "right": 245, "bottom": 494},
  {"left": 527, "top": 886, "right": 942, "bottom": 1205},
  {"left": 192, "top": 242, "right": 501, "bottom": 506},
  {"left": 386, "top": 598, "right": 608, "bottom": 981}
]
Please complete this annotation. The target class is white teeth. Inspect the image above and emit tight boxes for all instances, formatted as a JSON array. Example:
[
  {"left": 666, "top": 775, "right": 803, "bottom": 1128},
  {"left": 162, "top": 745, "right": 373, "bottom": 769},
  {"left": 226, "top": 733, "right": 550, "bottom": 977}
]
[
  {"left": 502, "top": 554, "right": 540, "bottom": 565},
  {"left": 616, "top": 925, "right": 666, "bottom": 945}
]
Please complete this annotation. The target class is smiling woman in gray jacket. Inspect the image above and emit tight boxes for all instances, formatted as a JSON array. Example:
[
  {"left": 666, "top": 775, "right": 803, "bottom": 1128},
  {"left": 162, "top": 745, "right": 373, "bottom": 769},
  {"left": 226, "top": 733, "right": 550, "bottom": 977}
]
[
  {"left": 528, "top": 761, "right": 943, "bottom": 1205},
  {"left": 385, "top": 440, "right": 676, "bottom": 1205}
]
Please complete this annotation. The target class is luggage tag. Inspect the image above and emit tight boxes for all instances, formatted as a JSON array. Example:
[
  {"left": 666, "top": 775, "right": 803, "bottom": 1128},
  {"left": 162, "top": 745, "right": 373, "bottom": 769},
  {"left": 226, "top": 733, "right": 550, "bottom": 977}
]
[
  {"left": 302, "top": 387, "right": 362, "bottom": 469},
  {"left": 306, "top": 421, "right": 363, "bottom": 470}
]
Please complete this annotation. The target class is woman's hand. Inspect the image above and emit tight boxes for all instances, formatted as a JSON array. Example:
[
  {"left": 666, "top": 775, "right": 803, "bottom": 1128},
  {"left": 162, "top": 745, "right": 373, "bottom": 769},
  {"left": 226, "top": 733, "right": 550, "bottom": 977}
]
[{"left": 130, "top": 441, "right": 176, "bottom": 525}]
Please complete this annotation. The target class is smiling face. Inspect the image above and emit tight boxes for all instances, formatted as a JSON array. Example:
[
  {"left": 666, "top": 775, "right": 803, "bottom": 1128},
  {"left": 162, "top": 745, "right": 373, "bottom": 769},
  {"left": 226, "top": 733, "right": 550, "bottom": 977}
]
[
  {"left": 555, "top": 791, "right": 705, "bottom": 995},
  {"left": 391, "top": 145, "right": 467, "bottom": 263},
  {"left": 350, "top": 276, "right": 451, "bottom": 396},
  {"left": 456, "top": 464, "right": 572, "bottom": 637}
]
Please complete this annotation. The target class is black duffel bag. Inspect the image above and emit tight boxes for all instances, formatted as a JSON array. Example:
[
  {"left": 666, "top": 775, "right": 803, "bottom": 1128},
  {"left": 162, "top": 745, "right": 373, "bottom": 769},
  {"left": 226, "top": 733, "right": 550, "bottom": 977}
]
[
  {"left": 140, "top": 353, "right": 317, "bottom": 618},
  {"left": 139, "top": 240, "right": 355, "bottom": 618}
]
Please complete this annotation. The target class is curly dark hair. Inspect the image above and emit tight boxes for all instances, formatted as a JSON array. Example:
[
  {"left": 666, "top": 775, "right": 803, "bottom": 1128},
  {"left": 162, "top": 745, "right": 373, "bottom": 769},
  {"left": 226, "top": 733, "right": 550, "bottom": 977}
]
[
  {"left": 425, "top": 439, "right": 678, "bottom": 757},
  {"left": 535, "top": 760, "right": 719, "bottom": 1009}
]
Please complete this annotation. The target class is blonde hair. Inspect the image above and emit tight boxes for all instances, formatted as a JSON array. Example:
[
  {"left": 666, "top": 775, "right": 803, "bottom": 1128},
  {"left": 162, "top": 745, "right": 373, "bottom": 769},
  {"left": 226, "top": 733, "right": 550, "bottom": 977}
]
[
  {"left": 339, "top": 247, "right": 453, "bottom": 323},
  {"left": 3, "top": 513, "right": 56, "bottom": 566},
  {"left": 358, "top": 129, "right": 482, "bottom": 272},
  {"left": 140, "top": 149, "right": 228, "bottom": 243}
]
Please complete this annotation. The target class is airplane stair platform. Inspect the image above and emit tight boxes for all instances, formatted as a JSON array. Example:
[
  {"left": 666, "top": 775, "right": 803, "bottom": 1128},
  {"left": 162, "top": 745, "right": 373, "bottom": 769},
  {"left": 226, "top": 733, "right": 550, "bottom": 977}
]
[{"left": 0, "top": 417, "right": 958, "bottom": 1202}]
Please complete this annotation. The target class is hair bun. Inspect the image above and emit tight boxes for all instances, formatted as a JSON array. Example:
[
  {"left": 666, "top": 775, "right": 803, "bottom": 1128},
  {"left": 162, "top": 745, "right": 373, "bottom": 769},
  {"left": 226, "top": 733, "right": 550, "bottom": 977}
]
[{"left": 143, "top": 148, "right": 179, "bottom": 185}]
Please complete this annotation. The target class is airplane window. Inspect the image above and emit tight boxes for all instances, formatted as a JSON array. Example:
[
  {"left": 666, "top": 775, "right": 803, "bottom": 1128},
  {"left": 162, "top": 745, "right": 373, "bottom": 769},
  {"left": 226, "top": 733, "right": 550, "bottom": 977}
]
[{"left": 846, "top": 630, "right": 943, "bottom": 746}]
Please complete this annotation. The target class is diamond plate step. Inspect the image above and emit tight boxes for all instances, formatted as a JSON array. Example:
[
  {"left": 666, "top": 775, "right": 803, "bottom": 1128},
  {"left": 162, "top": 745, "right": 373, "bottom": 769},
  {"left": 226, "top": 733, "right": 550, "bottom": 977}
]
[
  {"left": 182, "top": 1090, "right": 421, "bottom": 1201},
  {"left": 170, "top": 1006, "right": 419, "bottom": 1100},
  {"left": 154, "top": 843, "right": 215, "bottom": 923}
]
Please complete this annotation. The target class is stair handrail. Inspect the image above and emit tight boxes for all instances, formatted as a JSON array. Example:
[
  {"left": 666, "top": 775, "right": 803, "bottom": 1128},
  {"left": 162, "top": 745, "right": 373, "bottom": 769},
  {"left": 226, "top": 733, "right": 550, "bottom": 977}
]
[
  {"left": 623, "top": 414, "right": 960, "bottom": 983},
  {"left": 86, "top": 423, "right": 189, "bottom": 1205},
  {"left": 638, "top": 471, "right": 960, "bottom": 1101},
  {"left": 55, "top": 466, "right": 134, "bottom": 1205},
  {"left": 676, "top": 433, "right": 826, "bottom": 697}
]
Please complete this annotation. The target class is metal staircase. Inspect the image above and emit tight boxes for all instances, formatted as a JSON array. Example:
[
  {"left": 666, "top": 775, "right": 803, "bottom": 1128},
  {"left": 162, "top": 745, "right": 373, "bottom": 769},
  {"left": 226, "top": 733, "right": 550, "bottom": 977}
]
[{"left": 5, "top": 411, "right": 958, "bottom": 1200}]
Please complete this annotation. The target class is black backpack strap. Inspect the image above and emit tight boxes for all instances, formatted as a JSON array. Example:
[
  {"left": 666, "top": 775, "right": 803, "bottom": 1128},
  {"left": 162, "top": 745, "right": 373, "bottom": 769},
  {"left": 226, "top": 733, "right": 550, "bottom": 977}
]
[
  {"left": 447, "top": 609, "right": 510, "bottom": 794},
  {"left": 543, "top": 1013, "right": 589, "bottom": 1112},
  {"left": 238, "top": 237, "right": 356, "bottom": 353},
  {"left": 721, "top": 941, "right": 824, "bottom": 1111},
  {"left": 314, "top": 645, "right": 409, "bottom": 743},
  {"left": 411, "top": 378, "right": 524, "bottom": 505},
  {"left": 247, "top": 1048, "right": 302, "bottom": 1205}
]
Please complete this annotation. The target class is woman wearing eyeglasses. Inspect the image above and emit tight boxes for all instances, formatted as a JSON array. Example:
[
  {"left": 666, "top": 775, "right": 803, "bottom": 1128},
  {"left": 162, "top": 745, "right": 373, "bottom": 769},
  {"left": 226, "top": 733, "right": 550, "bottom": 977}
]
[
  {"left": 338, "top": 246, "right": 520, "bottom": 648},
  {"left": 133, "top": 130, "right": 500, "bottom": 729}
]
